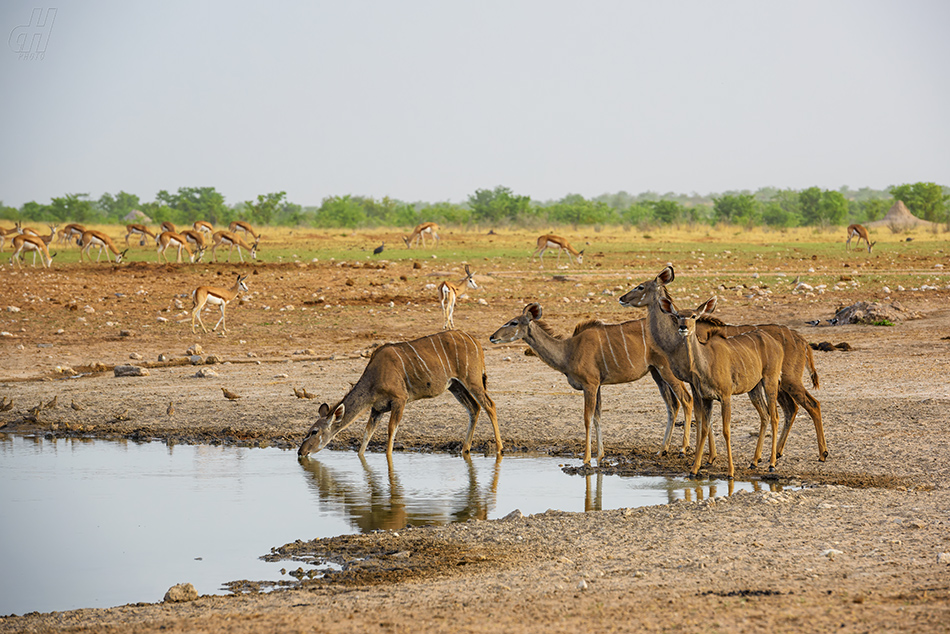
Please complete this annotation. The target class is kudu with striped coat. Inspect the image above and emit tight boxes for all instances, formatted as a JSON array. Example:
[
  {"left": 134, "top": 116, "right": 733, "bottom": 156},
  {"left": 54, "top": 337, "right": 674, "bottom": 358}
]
[
  {"left": 298, "top": 330, "right": 503, "bottom": 459},
  {"left": 489, "top": 303, "right": 694, "bottom": 466}
]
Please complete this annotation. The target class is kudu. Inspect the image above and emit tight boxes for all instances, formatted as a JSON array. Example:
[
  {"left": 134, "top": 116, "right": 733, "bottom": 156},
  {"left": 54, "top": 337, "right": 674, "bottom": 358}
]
[
  {"left": 619, "top": 266, "right": 827, "bottom": 465},
  {"left": 659, "top": 296, "right": 785, "bottom": 480},
  {"left": 489, "top": 303, "right": 695, "bottom": 465},
  {"left": 438, "top": 265, "right": 477, "bottom": 330},
  {"left": 298, "top": 330, "right": 503, "bottom": 459}
]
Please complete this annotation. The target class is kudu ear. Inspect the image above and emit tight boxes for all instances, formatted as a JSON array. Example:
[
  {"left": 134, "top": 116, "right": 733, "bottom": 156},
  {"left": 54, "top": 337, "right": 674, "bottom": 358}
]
[
  {"left": 698, "top": 296, "right": 718, "bottom": 315},
  {"left": 332, "top": 403, "right": 345, "bottom": 421},
  {"left": 524, "top": 303, "right": 542, "bottom": 321},
  {"left": 658, "top": 266, "right": 674, "bottom": 285},
  {"left": 318, "top": 403, "right": 330, "bottom": 417},
  {"left": 657, "top": 295, "right": 675, "bottom": 315}
]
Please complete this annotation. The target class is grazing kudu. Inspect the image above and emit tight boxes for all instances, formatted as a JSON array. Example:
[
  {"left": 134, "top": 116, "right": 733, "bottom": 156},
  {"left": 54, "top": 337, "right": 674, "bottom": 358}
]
[
  {"left": 9, "top": 233, "right": 54, "bottom": 268},
  {"left": 212, "top": 230, "right": 258, "bottom": 263},
  {"left": 298, "top": 330, "right": 503, "bottom": 459},
  {"left": 125, "top": 224, "right": 156, "bottom": 246},
  {"left": 532, "top": 234, "right": 584, "bottom": 266},
  {"left": 489, "top": 303, "right": 694, "bottom": 465},
  {"left": 846, "top": 224, "right": 876, "bottom": 253},
  {"left": 228, "top": 220, "right": 259, "bottom": 241},
  {"left": 438, "top": 265, "right": 477, "bottom": 330},
  {"left": 156, "top": 231, "right": 200, "bottom": 264},
  {"left": 619, "top": 266, "right": 827, "bottom": 464},
  {"left": 79, "top": 230, "right": 127, "bottom": 264},
  {"left": 659, "top": 296, "right": 784, "bottom": 480},
  {"left": 403, "top": 222, "right": 440, "bottom": 249},
  {"left": 192, "top": 273, "right": 248, "bottom": 334}
]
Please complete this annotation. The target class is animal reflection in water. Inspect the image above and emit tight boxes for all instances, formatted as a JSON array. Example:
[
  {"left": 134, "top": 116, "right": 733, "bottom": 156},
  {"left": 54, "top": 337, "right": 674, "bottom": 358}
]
[
  {"left": 298, "top": 453, "right": 502, "bottom": 532},
  {"left": 583, "top": 474, "right": 783, "bottom": 510}
]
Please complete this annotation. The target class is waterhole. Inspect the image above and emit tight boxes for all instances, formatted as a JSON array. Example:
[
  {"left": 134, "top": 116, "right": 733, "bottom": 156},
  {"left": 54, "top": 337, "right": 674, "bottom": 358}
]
[{"left": 0, "top": 434, "right": 777, "bottom": 615}]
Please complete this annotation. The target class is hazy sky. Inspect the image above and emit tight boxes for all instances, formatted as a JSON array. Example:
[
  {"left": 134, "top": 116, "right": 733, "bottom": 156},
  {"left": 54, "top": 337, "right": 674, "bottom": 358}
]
[{"left": 2, "top": 1, "right": 948, "bottom": 208}]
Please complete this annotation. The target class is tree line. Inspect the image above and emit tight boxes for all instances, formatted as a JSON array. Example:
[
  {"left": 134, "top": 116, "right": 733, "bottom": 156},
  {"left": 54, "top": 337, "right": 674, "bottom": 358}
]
[{"left": 2, "top": 183, "right": 947, "bottom": 230}]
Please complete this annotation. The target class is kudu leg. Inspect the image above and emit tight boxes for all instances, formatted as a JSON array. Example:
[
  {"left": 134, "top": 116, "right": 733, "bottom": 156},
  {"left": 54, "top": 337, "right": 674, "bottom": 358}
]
[
  {"left": 689, "top": 398, "right": 715, "bottom": 477},
  {"left": 359, "top": 408, "right": 386, "bottom": 456},
  {"left": 582, "top": 387, "right": 597, "bottom": 465},
  {"left": 776, "top": 383, "right": 827, "bottom": 461},
  {"left": 448, "top": 381, "right": 481, "bottom": 454},
  {"left": 594, "top": 387, "right": 604, "bottom": 463},
  {"left": 466, "top": 382, "right": 503, "bottom": 455},
  {"left": 385, "top": 400, "right": 407, "bottom": 457}
]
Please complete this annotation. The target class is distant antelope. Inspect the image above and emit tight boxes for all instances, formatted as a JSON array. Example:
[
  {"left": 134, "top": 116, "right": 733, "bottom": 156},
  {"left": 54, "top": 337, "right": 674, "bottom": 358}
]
[
  {"left": 846, "top": 224, "right": 876, "bottom": 253},
  {"left": 298, "top": 330, "right": 503, "bottom": 459},
  {"left": 619, "top": 265, "right": 827, "bottom": 465},
  {"left": 59, "top": 223, "right": 86, "bottom": 246},
  {"left": 194, "top": 220, "right": 214, "bottom": 235},
  {"left": 212, "top": 230, "right": 258, "bottom": 263},
  {"left": 658, "top": 296, "right": 784, "bottom": 480},
  {"left": 125, "top": 224, "right": 156, "bottom": 246},
  {"left": 532, "top": 234, "right": 584, "bottom": 266},
  {"left": 191, "top": 273, "right": 248, "bottom": 334},
  {"left": 438, "top": 265, "right": 477, "bottom": 330},
  {"left": 0, "top": 225, "right": 19, "bottom": 251},
  {"left": 157, "top": 231, "right": 201, "bottom": 264},
  {"left": 228, "top": 220, "right": 259, "bottom": 241},
  {"left": 489, "top": 303, "right": 694, "bottom": 465},
  {"left": 9, "top": 233, "right": 54, "bottom": 268},
  {"left": 79, "top": 229, "right": 127, "bottom": 264},
  {"left": 19, "top": 224, "right": 58, "bottom": 246},
  {"left": 403, "top": 222, "right": 440, "bottom": 249}
]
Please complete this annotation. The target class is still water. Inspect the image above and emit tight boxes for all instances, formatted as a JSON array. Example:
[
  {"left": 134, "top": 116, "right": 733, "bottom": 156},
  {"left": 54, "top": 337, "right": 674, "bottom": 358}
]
[{"left": 0, "top": 434, "right": 770, "bottom": 615}]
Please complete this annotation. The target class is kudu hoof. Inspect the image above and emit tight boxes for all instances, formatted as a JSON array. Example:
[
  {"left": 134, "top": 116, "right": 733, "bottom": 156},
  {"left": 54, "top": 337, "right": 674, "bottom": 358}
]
[
  {"left": 749, "top": 462, "right": 757, "bottom": 470},
  {"left": 820, "top": 451, "right": 829, "bottom": 461},
  {"left": 768, "top": 466, "right": 776, "bottom": 473}
]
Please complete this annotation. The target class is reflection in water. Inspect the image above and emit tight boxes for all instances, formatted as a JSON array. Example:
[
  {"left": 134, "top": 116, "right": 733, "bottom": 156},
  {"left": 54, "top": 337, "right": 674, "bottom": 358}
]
[{"left": 298, "top": 453, "right": 502, "bottom": 532}]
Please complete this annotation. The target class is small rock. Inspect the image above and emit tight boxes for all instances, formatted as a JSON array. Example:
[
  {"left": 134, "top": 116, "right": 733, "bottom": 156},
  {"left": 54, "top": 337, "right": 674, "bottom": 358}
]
[
  {"left": 205, "top": 354, "right": 222, "bottom": 365},
  {"left": 477, "top": 298, "right": 488, "bottom": 306},
  {"left": 821, "top": 549, "right": 843, "bottom": 560},
  {"left": 119, "top": 330, "right": 133, "bottom": 337},
  {"left": 6, "top": 306, "right": 20, "bottom": 313},
  {"left": 577, "top": 579, "right": 588, "bottom": 591},
  {"left": 156, "top": 316, "right": 169, "bottom": 323},
  {"left": 937, "top": 553, "right": 950, "bottom": 565},
  {"left": 189, "top": 355, "right": 203, "bottom": 365},
  {"left": 158, "top": 353, "right": 170, "bottom": 362},
  {"left": 163, "top": 583, "right": 198, "bottom": 603},
  {"left": 55, "top": 329, "right": 65, "bottom": 335},
  {"left": 194, "top": 368, "right": 218, "bottom": 378},
  {"left": 114, "top": 364, "right": 149, "bottom": 377},
  {"left": 246, "top": 351, "right": 258, "bottom": 358},
  {"left": 84, "top": 306, "right": 95, "bottom": 314},
  {"left": 129, "top": 352, "right": 143, "bottom": 360},
  {"left": 501, "top": 509, "right": 523, "bottom": 521},
  {"left": 187, "top": 344, "right": 204, "bottom": 356}
]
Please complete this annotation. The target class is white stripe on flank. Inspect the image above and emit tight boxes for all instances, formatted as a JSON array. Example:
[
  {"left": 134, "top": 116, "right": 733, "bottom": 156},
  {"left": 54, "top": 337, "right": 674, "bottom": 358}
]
[
  {"left": 618, "top": 322, "right": 635, "bottom": 369},
  {"left": 430, "top": 336, "right": 449, "bottom": 378},
  {"left": 392, "top": 348, "right": 411, "bottom": 390},
  {"left": 602, "top": 325, "right": 620, "bottom": 371},
  {"left": 406, "top": 342, "right": 431, "bottom": 375}
]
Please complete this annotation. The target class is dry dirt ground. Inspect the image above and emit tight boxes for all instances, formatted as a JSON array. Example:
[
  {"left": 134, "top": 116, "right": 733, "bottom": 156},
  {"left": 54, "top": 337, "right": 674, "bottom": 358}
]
[{"left": 1, "top": 233, "right": 950, "bottom": 633}]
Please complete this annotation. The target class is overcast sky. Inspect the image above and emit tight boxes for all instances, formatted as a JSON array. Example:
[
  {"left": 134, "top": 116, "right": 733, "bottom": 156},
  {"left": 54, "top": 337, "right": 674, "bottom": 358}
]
[{"left": 1, "top": 1, "right": 948, "bottom": 208}]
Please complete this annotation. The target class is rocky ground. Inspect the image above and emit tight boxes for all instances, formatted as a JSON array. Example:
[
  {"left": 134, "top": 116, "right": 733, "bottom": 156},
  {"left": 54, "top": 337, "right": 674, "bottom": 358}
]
[{"left": 1, "top": 234, "right": 949, "bottom": 633}]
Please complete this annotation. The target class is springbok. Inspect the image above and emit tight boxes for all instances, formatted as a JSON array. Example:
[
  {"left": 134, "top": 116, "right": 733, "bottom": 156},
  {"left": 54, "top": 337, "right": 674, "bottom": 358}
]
[
  {"left": 180, "top": 229, "right": 208, "bottom": 262},
  {"left": 79, "top": 230, "right": 127, "bottom": 264},
  {"left": 489, "top": 303, "right": 695, "bottom": 465},
  {"left": 438, "top": 265, "right": 477, "bottom": 330},
  {"left": 191, "top": 273, "right": 248, "bottom": 334},
  {"left": 0, "top": 225, "right": 19, "bottom": 251},
  {"left": 9, "top": 234, "right": 54, "bottom": 268},
  {"left": 228, "top": 220, "right": 259, "bottom": 241},
  {"left": 160, "top": 221, "right": 177, "bottom": 234},
  {"left": 194, "top": 220, "right": 214, "bottom": 235},
  {"left": 156, "top": 231, "right": 201, "bottom": 264},
  {"left": 125, "top": 224, "right": 156, "bottom": 246},
  {"left": 403, "top": 222, "right": 440, "bottom": 249},
  {"left": 619, "top": 265, "right": 827, "bottom": 465},
  {"left": 212, "top": 230, "right": 258, "bottom": 263},
  {"left": 298, "top": 330, "right": 503, "bottom": 459},
  {"left": 846, "top": 224, "right": 876, "bottom": 253},
  {"left": 532, "top": 234, "right": 584, "bottom": 266},
  {"left": 58, "top": 223, "right": 86, "bottom": 246}
]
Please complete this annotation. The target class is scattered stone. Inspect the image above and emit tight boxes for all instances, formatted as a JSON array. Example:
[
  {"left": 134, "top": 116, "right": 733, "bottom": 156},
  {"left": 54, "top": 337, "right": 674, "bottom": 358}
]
[
  {"left": 129, "top": 352, "right": 143, "bottom": 360},
  {"left": 833, "top": 301, "right": 918, "bottom": 325},
  {"left": 158, "top": 353, "right": 170, "bottom": 362},
  {"left": 6, "top": 306, "right": 20, "bottom": 313},
  {"left": 189, "top": 355, "right": 203, "bottom": 365},
  {"left": 501, "top": 509, "right": 524, "bottom": 521},
  {"left": 119, "top": 330, "right": 133, "bottom": 337},
  {"left": 205, "top": 354, "right": 223, "bottom": 365},
  {"left": 293, "top": 349, "right": 316, "bottom": 356},
  {"left": 477, "top": 298, "right": 489, "bottom": 306},
  {"left": 275, "top": 373, "right": 289, "bottom": 379},
  {"left": 54, "top": 365, "right": 76, "bottom": 375},
  {"left": 194, "top": 368, "right": 218, "bottom": 378},
  {"left": 821, "top": 549, "right": 843, "bottom": 561},
  {"left": 156, "top": 316, "right": 169, "bottom": 323},
  {"left": 187, "top": 344, "right": 204, "bottom": 356},
  {"left": 1, "top": 331, "right": 13, "bottom": 337},
  {"left": 84, "top": 306, "right": 95, "bottom": 314},
  {"left": 55, "top": 329, "right": 65, "bottom": 335},
  {"left": 114, "top": 364, "right": 149, "bottom": 377},
  {"left": 163, "top": 583, "right": 198, "bottom": 603},
  {"left": 577, "top": 579, "right": 589, "bottom": 591},
  {"left": 938, "top": 553, "right": 950, "bottom": 565},
  {"left": 246, "top": 351, "right": 258, "bottom": 358}
]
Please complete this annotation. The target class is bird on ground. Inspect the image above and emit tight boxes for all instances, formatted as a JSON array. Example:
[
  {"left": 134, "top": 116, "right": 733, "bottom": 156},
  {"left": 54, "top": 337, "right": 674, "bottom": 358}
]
[
  {"left": 373, "top": 242, "right": 384, "bottom": 256},
  {"left": 1, "top": 397, "right": 13, "bottom": 412},
  {"left": 70, "top": 400, "right": 83, "bottom": 411},
  {"left": 114, "top": 409, "right": 130, "bottom": 421},
  {"left": 805, "top": 319, "right": 821, "bottom": 326},
  {"left": 301, "top": 388, "right": 316, "bottom": 399},
  {"left": 792, "top": 275, "right": 801, "bottom": 285},
  {"left": 293, "top": 387, "right": 304, "bottom": 399},
  {"left": 167, "top": 401, "right": 175, "bottom": 416},
  {"left": 44, "top": 395, "right": 57, "bottom": 409},
  {"left": 222, "top": 387, "right": 242, "bottom": 401}
]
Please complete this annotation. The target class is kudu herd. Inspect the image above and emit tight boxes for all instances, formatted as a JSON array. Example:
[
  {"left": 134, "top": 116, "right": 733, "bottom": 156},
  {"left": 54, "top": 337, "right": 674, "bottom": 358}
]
[{"left": 297, "top": 264, "right": 828, "bottom": 481}]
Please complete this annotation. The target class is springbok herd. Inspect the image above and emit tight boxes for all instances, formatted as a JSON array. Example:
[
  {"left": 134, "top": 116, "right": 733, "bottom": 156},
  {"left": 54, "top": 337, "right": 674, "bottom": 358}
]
[{"left": 3, "top": 219, "right": 839, "bottom": 478}]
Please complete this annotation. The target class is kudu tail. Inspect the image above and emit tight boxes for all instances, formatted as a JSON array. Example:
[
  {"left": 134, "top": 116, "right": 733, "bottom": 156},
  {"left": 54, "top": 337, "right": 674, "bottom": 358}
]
[{"left": 806, "top": 345, "right": 820, "bottom": 389}]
